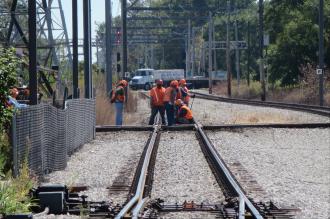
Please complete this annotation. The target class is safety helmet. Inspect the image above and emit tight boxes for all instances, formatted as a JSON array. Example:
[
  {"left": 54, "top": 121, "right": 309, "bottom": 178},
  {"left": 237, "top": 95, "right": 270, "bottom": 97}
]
[
  {"left": 170, "top": 80, "right": 179, "bottom": 88},
  {"left": 175, "top": 99, "right": 184, "bottom": 106},
  {"left": 179, "top": 79, "right": 186, "bottom": 86},
  {"left": 156, "top": 79, "right": 163, "bottom": 85},
  {"left": 119, "top": 80, "right": 128, "bottom": 87}
]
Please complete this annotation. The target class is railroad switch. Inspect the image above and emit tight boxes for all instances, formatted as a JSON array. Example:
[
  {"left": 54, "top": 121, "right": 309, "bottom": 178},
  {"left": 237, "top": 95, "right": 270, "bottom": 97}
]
[{"left": 27, "top": 184, "right": 121, "bottom": 217}]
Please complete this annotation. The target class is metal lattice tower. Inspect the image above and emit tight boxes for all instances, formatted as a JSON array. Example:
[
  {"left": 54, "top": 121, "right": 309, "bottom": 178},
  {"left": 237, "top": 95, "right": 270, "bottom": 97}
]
[{"left": 0, "top": 0, "right": 72, "bottom": 92}]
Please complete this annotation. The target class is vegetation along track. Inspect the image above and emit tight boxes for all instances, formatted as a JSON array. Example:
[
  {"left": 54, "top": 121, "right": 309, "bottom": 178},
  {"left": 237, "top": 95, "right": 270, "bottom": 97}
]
[{"left": 191, "top": 91, "right": 330, "bottom": 117}]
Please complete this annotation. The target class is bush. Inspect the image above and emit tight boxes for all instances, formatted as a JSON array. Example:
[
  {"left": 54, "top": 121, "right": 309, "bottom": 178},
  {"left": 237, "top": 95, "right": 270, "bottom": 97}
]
[{"left": 0, "top": 48, "right": 35, "bottom": 216}]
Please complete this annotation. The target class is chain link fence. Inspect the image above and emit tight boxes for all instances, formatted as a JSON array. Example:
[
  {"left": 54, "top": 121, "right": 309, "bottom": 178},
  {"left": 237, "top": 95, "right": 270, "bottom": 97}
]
[{"left": 12, "top": 99, "right": 95, "bottom": 176}]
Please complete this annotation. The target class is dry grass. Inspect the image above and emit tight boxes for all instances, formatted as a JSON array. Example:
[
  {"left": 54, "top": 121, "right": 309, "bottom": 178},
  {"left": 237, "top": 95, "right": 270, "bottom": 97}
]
[
  {"left": 212, "top": 66, "right": 330, "bottom": 106},
  {"left": 94, "top": 74, "right": 138, "bottom": 125},
  {"left": 230, "top": 112, "right": 295, "bottom": 124}
]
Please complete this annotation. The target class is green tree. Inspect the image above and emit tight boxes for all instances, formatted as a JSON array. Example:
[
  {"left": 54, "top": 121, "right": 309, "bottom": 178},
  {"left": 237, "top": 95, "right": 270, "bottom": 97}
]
[
  {"left": 265, "top": 0, "right": 330, "bottom": 85},
  {"left": 0, "top": 48, "right": 17, "bottom": 130}
]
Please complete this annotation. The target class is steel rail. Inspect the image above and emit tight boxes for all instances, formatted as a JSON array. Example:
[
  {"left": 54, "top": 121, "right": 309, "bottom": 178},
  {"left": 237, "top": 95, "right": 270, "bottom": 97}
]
[
  {"left": 115, "top": 119, "right": 160, "bottom": 219},
  {"left": 203, "top": 123, "right": 330, "bottom": 129},
  {"left": 96, "top": 125, "right": 153, "bottom": 132},
  {"left": 195, "top": 123, "right": 263, "bottom": 219},
  {"left": 191, "top": 91, "right": 330, "bottom": 117}
]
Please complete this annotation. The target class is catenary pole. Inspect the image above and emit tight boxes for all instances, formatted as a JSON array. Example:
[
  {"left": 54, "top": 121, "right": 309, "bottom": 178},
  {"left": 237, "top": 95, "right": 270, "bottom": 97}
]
[
  {"left": 106, "top": 0, "right": 113, "bottom": 94},
  {"left": 319, "top": 0, "right": 324, "bottom": 106},
  {"left": 259, "top": 0, "right": 266, "bottom": 101},
  {"left": 72, "top": 0, "right": 78, "bottom": 98},
  {"left": 83, "top": 0, "right": 92, "bottom": 98},
  {"left": 208, "top": 12, "right": 213, "bottom": 94},
  {"left": 121, "top": 0, "right": 127, "bottom": 78},
  {"left": 226, "top": 0, "right": 231, "bottom": 97},
  {"left": 28, "top": 0, "right": 38, "bottom": 105}
]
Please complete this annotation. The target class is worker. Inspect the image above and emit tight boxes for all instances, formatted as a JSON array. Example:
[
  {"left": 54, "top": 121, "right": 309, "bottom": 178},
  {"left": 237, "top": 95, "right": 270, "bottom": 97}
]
[
  {"left": 148, "top": 79, "right": 166, "bottom": 125},
  {"left": 7, "top": 87, "right": 28, "bottom": 109},
  {"left": 175, "top": 99, "right": 194, "bottom": 124},
  {"left": 164, "top": 80, "right": 178, "bottom": 126},
  {"left": 178, "top": 79, "right": 195, "bottom": 105},
  {"left": 110, "top": 80, "right": 128, "bottom": 126}
]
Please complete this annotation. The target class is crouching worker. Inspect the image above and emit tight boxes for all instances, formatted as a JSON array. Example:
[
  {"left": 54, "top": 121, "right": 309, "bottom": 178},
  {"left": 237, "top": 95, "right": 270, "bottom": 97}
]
[
  {"left": 175, "top": 99, "right": 194, "bottom": 124},
  {"left": 110, "top": 80, "right": 128, "bottom": 126},
  {"left": 148, "top": 79, "right": 166, "bottom": 125}
]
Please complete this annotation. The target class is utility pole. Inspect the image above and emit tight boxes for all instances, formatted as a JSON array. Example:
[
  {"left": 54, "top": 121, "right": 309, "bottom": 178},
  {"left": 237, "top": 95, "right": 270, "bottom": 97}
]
[
  {"left": 247, "top": 20, "right": 250, "bottom": 86},
  {"left": 186, "top": 19, "right": 191, "bottom": 77},
  {"left": 192, "top": 27, "right": 196, "bottom": 77},
  {"left": 83, "top": 0, "right": 92, "bottom": 99},
  {"left": 213, "top": 20, "right": 217, "bottom": 77},
  {"left": 259, "top": 0, "right": 266, "bottom": 101},
  {"left": 121, "top": 0, "right": 127, "bottom": 78},
  {"left": 318, "top": 0, "right": 324, "bottom": 106},
  {"left": 235, "top": 20, "right": 240, "bottom": 90},
  {"left": 151, "top": 45, "right": 154, "bottom": 69},
  {"left": 28, "top": 0, "right": 38, "bottom": 105},
  {"left": 208, "top": 12, "right": 213, "bottom": 94},
  {"left": 72, "top": 0, "right": 78, "bottom": 98},
  {"left": 106, "top": 0, "right": 112, "bottom": 94},
  {"left": 162, "top": 46, "right": 165, "bottom": 68},
  {"left": 226, "top": 0, "right": 231, "bottom": 97}
]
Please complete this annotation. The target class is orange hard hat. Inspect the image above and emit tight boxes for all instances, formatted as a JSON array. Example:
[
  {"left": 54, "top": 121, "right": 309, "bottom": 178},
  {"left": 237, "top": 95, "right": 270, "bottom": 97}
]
[
  {"left": 119, "top": 80, "right": 128, "bottom": 87},
  {"left": 175, "top": 99, "right": 184, "bottom": 106},
  {"left": 179, "top": 79, "right": 186, "bottom": 86},
  {"left": 156, "top": 79, "right": 163, "bottom": 85},
  {"left": 170, "top": 80, "right": 179, "bottom": 88}
]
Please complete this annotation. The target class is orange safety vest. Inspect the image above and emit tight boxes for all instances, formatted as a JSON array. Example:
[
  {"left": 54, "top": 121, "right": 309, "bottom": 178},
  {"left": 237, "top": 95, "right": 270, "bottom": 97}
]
[
  {"left": 150, "top": 87, "right": 165, "bottom": 106},
  {"left": 111, "top": 85, "right": 125, "bottom": 102},
  {"left": 179, "top": 105, "right": 193, "bottom": 120},
  {"left": 164, "top": 87, "right": 174, "bottom": 103}
]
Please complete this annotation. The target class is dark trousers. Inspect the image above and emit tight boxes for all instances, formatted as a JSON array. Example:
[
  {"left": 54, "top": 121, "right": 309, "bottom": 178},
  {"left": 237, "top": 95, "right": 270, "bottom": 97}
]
[
  {"left": 148, "top": 106, "right": 166, "bottom": 125},
  {"left": 165, "top": 102, "right": 175, "bottom": 126}
]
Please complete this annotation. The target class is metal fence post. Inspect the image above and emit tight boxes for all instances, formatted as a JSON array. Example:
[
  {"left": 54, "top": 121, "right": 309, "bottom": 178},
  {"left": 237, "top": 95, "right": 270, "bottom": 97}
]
[{"left": 11, "top": 113, "right": 18, "bottom": 177}]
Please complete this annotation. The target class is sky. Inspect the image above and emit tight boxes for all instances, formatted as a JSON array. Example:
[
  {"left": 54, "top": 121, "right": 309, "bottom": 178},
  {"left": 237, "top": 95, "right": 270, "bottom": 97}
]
[
  {"left": 60, "top": 0, "right": 121, "bottom": 62},
  {"left": 62, "top": 0, "right": 121, "bottom": 40}
]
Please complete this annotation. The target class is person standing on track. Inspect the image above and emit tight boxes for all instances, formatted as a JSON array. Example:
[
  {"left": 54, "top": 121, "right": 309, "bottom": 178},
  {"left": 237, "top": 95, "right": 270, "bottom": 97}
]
[
  {"left": 175, "top": 99, "right": 194, "bottom": 124},
  {"left": 148, "top": 79, "right": 166, "bottom": 125},
  {"left": 111, "top": 80, "right": 128, "bottom": 126},
  {"left": 178, "top": 79, "right": 195, "bottom": 105},
  {"left": 164, "top": 80, "right": 178, "bottom": 126}
]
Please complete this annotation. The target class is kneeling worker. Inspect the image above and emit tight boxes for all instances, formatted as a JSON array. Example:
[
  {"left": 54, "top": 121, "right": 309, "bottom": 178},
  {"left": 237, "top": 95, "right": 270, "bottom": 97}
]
[
  {"left": 148, "top": 79, "right": 166, "bottom": 125},
  {"left": 175, "top": 99, "right": 194, "bottom": 124}
]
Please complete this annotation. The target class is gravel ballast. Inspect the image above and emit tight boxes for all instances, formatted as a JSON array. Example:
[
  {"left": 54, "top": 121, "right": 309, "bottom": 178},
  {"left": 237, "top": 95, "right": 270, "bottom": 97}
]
[
  {"left": 192, "top": 98, "right": 330, "bottom": 124},
  {"left": 207, "top": 128, "right": 330, "bottom": 219},
  {"left": 151, "top": 131, "right": 225, "bottom": 205},
  {"left": 43, "top": 131, "right": 149, "bottom": 205}
]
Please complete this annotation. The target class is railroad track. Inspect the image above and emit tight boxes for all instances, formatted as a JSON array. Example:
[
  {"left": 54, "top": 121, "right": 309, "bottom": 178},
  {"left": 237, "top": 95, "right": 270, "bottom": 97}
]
[
  {"left": 30, "top": 92, "right": 323, "bottom": 218},
  {"left": 191, "top": 91, "right": 330, "bottom": 117},
  {"left": 111, "top": 119, "right": 297, "bottom": 218}
]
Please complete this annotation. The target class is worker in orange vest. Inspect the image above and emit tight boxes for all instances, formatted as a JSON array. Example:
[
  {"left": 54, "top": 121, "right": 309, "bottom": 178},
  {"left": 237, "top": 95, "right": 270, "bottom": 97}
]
[
  {"left": 148, "top": 79, "right": 166, "bottom": 125},
  {"left": 164, "top": 80, "right": 178, "bottom": 126},
  {"left": 178, "top": 79, "right": 195, "bottom": 105},
  {"left": 110, "top": 80, "right": 128, "bottom": 125},
  {"left": 175, "top": 99, "right": 194, "bottom": 124}
]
